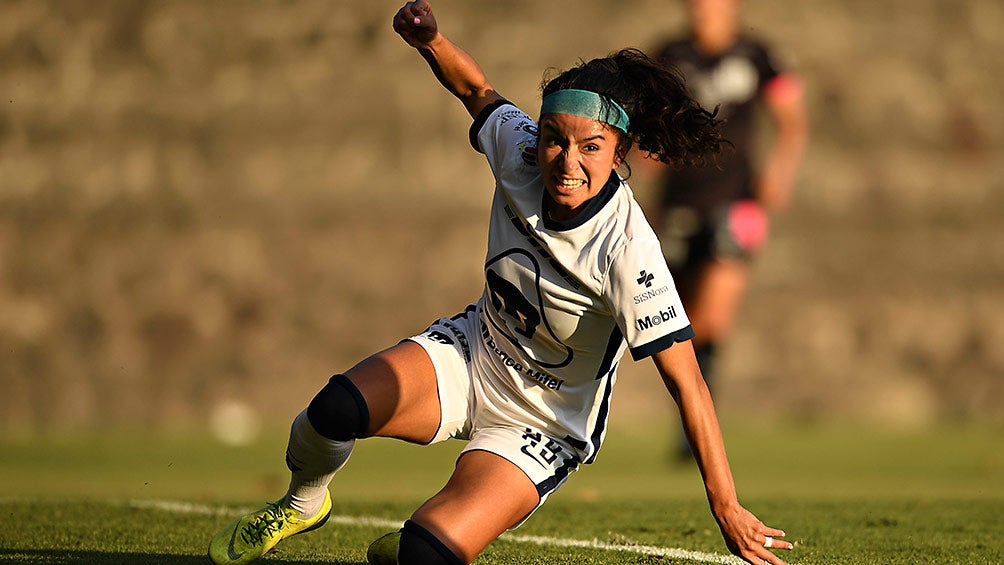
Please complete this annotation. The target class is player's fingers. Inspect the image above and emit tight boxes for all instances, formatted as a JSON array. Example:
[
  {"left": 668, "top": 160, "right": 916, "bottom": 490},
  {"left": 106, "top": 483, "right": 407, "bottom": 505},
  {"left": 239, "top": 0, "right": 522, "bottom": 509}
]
[
  {"left": 391, "top": 5, "right": 411, "bottom": 30},
  {"left": 762, "top": 529, "right": 793, "bottom": 551},
  {"left": 401, "top": 0, "right": 430, "bottom": 22},
  {"left": 395, "top": 2, "right": 419, "bottom": 22},
  {"left": 392, "top": 3, "right": 423, "bottom": 35},
  {"left": 394, "top": 2, "right": 433, "bottom": 31},
  {"left": 411, "top": 2, "right": 435, "bottom": 28}
]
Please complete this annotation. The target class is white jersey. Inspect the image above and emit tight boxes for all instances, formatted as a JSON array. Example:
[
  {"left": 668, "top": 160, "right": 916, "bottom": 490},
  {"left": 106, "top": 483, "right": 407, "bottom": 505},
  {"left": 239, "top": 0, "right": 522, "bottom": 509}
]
[{"left": 468, "top": 101, "right": 693, "bottom": 463}]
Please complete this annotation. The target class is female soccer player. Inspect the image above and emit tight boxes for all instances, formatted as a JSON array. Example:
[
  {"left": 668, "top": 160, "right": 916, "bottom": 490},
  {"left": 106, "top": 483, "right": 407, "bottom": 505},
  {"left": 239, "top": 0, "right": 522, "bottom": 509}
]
[{"left": 208, "top": 2, "right": 793, "bottom": 564}]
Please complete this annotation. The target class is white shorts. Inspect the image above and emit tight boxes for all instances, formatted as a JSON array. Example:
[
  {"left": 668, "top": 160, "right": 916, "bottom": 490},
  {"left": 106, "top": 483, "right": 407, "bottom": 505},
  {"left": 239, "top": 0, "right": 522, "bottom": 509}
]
[{"left": 407, "top": 305, "right": 580, "bottom": 527}]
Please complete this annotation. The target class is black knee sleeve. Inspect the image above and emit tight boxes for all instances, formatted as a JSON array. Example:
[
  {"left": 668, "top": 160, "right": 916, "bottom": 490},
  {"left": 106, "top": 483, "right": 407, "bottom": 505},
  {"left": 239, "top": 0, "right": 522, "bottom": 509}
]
[
  {"left": 398, "top": 520, "right": 465, "bottom": 565},
  {"left": 305, "top": 374, "right": 370, "bottom": 441}
]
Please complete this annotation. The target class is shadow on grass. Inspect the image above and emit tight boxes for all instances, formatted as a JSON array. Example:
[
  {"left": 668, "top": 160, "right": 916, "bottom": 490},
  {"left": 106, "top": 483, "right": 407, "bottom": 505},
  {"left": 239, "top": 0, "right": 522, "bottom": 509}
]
[{"left": 0, "top": 548, "right": 367, "bottom": 564}]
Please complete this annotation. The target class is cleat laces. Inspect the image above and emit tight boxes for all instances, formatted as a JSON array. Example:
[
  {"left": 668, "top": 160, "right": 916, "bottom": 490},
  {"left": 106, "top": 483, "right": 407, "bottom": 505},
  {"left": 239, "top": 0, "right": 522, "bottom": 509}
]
[{"left": 239, "top": 502, "right": 288, "bottom": 547}]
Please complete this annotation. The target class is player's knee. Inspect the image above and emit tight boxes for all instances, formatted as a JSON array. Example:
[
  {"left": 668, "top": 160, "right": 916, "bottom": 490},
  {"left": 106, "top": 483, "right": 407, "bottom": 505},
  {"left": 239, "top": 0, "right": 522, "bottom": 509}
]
[
  {"left": 306, "top": 374, "right": 370, "bottom": 441},
  {"left": 398, "top": 520, "right": 466, "bottom": 565}
]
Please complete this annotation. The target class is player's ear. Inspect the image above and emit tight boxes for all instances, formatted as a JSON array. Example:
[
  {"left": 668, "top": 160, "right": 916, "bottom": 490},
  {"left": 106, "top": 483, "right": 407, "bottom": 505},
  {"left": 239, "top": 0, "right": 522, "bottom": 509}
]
[
  {"left": 612, "top": 132, "right": 630, "bottom": 169},
  {"left": 612, "top": 145, "right": 627, "bottom": 170}
]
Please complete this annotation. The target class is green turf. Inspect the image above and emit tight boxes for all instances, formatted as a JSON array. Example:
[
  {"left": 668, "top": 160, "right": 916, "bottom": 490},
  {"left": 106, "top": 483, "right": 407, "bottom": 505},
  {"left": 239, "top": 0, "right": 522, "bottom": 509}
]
[{"left": 1, "top": 424, "right": 1001, "bottom": 564}]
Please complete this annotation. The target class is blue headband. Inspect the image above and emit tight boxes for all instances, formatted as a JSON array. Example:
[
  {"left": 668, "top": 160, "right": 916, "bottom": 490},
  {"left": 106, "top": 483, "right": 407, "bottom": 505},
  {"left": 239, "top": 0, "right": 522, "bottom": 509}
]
[{"left": 539, "top": 89, "right": 630, "bottom": 133}]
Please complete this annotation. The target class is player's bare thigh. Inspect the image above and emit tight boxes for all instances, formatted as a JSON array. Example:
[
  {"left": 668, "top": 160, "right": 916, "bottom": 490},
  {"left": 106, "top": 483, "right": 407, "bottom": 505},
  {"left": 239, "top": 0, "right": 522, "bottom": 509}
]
[
  {"left": 411, "top": 450, "right": 540, "bottom": 563},
  {"left": 344, "top": 340, "right": 442, "bottom": 444}
]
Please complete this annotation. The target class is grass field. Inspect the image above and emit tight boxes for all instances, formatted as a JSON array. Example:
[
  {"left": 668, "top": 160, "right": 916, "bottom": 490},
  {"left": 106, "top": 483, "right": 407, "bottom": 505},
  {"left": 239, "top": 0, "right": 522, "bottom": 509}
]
[{"left": 1, "top": 423, "right": 1002, "bottom": 564}]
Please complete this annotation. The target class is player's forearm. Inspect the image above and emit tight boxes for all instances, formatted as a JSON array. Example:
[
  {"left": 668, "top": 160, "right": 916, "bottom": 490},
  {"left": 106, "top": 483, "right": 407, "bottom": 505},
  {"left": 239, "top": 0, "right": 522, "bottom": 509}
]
[
  {"left": 757, "top": 129, "right": 807, "bottom": 210},
  {"left": 654, "top": 347, "right": 741, "bottom": 514},
  {"left": 677, "top": 384, "right": 741, "bottom": 515},
  {"left": 758, "top": 86, "right": 809, "bottom": 211},
  {"left": 416, "top": 33, "right": 496, "bottom": 117}
]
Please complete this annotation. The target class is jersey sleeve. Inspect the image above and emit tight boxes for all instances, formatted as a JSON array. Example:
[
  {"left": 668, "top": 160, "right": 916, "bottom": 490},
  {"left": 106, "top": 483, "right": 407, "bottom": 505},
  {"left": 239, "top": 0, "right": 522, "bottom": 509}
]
[
  {"left": 469, "top": 100, "right": 540, "bottom": 181},
  {"left": 604, "top": 235, "right": 694, "bottom": 360}
]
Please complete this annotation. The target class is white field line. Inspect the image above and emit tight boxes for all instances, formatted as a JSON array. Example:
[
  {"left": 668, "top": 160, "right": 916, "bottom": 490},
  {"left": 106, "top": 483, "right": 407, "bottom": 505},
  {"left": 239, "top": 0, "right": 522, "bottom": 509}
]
[
  {"left": 129, "top": 499, "right": 747, "bottom": 565},
  {"left": 501, "top": 533, "right": 746, "bottom": 564}
]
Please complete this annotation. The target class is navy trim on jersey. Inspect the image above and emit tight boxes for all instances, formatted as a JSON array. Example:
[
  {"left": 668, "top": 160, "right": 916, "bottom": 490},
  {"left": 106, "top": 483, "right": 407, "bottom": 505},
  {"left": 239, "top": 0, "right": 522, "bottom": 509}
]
[
  {"left": 563, "top": 435, "right": 588, "bottom": 452},
  {"left": 595, "top": 326, "right": 624, "bottom": 380},
  {"left": 450, "top": 304, "right": 478, "bottom": 322},
  {"left": 629, "top": 325, "right": 696, "bottom": 361},
  {"left": 584, "top": 371, "right": 616, "bottom": 464},
  {"left": 542, "top": 171, "right": 621, "bottom": 232},
  {"left": 470, "top": 99, "right": 512, "bottom": 152},
  {"left": 535, "top": 454, "right": 579, "bottom": 497}
]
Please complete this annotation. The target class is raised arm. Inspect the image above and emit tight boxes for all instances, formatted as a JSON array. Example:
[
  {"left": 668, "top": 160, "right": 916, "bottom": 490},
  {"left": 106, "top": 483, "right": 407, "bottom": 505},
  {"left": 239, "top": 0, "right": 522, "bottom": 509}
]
[
  {"left": 393, "top": 0, "right": 503, "bottom": 119},
  {"left": 756, "top": 74, "right": 809, "bottom": 211},
  {"left": 651, "top": 342, "right": 792, "bottom": 565}
]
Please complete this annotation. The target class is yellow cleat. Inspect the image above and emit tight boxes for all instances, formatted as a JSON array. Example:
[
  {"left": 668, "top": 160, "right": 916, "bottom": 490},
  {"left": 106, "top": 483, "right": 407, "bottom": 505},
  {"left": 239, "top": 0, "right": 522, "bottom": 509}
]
[{"left": 208, "top": 491, "right": 332, "bottom": 565}]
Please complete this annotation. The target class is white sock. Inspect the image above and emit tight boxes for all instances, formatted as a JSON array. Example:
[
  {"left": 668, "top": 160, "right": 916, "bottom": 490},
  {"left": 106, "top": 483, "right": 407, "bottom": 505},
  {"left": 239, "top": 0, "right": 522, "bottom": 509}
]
[{"left": 284, "top": 409, "right": 354, "bottom": 518}]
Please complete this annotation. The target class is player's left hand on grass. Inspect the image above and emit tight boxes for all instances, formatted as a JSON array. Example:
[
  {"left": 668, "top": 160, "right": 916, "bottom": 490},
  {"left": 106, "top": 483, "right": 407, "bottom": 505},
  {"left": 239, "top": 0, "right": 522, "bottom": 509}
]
[{"left": 714, "top": 502, "right": 793, "bottom": 564}]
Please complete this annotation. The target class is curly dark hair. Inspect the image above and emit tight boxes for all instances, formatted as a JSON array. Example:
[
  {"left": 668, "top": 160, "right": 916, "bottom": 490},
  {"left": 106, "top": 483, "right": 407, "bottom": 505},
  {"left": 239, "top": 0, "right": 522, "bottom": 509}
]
[{"left": 541, "top": 48, "right": 725, "bottom": 169}]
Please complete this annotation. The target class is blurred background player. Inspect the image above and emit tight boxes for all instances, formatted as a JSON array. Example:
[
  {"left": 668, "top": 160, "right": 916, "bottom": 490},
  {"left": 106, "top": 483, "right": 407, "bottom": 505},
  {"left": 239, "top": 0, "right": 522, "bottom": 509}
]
[{"left": 645, "top": 0, "right": 808, "bottom": 457}]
